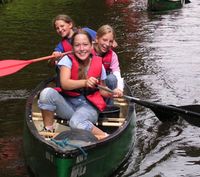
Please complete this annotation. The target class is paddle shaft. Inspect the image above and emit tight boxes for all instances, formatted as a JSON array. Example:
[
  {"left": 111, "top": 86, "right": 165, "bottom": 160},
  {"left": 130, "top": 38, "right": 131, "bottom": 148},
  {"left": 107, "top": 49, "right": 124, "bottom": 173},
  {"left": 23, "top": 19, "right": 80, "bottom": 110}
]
[
  {"left": 27, "top": 51, "right": 72, "bottom": 63},
  {"left": 98, "top": 85, "right": 200, "bottom": 119}
]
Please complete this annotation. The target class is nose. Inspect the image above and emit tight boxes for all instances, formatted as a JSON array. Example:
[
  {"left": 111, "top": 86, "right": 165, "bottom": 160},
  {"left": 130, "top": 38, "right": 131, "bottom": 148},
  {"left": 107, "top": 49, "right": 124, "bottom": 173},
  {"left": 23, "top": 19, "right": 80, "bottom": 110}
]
[
  {"left": 57, "top": 27, "right": 62, "bottom": 33},
  {"left": 105, "top": 41, "right": 109, "bottom": 46},
  {"left": 79, "top": 44, "right": 85, "bottom": 50}
]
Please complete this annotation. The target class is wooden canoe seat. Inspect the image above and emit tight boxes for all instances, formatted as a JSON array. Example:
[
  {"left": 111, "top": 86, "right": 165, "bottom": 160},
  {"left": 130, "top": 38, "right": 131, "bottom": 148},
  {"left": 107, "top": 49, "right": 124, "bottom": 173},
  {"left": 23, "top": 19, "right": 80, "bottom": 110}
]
[
  {"left": 39, "top": 131, "right": 56, "bottom": 138},
  {"left": 96, "top": 117, "right": 125, "bottom": 127},
  {"left": 97, "top": 105, "right": 125, "bottom": 127}
]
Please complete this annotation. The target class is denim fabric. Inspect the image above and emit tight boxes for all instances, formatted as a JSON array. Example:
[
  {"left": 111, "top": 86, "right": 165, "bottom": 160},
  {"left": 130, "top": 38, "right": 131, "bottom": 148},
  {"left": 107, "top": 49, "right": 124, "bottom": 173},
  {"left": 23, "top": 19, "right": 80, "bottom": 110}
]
[
  {"left": 38, "top": 87, "right": 99, "bottom": 131},
  {"left": 105, "top": 74, "right": 117, "bottom": 105},
  {"left": 105, "top": 73, "right": 117, "bottom": 89}
]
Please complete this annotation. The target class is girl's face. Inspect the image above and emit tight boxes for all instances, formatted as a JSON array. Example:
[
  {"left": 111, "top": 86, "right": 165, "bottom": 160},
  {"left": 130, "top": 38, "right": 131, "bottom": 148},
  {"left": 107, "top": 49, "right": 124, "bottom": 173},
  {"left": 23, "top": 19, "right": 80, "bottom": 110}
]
[
  {"left": 73, "top": 34, "right": 92, "bottom": 61},
  {"left": 54, "top": 20, "right": 73, "bottom": 38},
  {"left": 96, "top": 32, "right": 114, "bottom": 53}
]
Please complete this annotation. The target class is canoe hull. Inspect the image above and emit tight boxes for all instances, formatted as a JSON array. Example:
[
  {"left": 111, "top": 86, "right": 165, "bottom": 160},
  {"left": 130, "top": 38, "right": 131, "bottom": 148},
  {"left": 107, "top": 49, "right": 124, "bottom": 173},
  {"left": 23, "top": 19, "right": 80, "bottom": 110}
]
[
  {"left": 148, "top": 0, "right": 185, "bottom": 11},
  {"left": 24, "top": 119, "right": 135, "bottom": 177},
  {"left": 23, "top": 78, "right": 136, "bottom": 177}
]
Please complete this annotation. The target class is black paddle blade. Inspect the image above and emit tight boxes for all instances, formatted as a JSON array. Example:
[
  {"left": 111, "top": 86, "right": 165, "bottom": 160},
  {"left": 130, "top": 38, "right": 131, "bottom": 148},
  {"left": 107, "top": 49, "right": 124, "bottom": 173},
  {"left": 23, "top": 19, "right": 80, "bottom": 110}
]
[
  {"left": 177, "top": 105, "right": 200, "bottom": 127},
  {"left": 151, "top": 105, "right": 179, "bottom": 122}
]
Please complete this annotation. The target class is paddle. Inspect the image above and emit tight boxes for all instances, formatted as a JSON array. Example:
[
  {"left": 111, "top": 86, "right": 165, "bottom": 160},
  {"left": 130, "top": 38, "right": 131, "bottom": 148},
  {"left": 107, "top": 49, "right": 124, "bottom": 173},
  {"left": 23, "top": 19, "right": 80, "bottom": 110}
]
[
  {"left": 0, "top": 52, "right": 71, "bottom": 77},
  {"left": 176, "top": 105, "right": 200, "bottom": 127},
  {"left": 98, "top": 85, "right": 200, "bottom": 127}
]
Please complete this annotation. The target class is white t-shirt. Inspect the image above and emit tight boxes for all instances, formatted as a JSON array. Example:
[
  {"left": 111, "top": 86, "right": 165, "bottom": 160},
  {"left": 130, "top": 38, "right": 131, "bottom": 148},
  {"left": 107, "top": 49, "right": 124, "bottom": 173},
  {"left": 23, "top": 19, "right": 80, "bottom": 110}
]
[{"left": 58, "top": 55, "right": 107, "bottom": 81}]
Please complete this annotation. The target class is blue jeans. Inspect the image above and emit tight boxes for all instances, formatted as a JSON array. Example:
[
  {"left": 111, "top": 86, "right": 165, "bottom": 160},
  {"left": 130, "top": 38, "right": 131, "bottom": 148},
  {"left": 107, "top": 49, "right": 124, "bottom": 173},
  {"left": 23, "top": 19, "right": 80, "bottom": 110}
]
[
  {"left": 105, "top": 74, "right": 117, "bottom": 105},
  {"left": 38, "top": 87, "right": 99, "bottom": 131},
  {"left": 106, "top": 73, "right": 117, "bottom": 90}
]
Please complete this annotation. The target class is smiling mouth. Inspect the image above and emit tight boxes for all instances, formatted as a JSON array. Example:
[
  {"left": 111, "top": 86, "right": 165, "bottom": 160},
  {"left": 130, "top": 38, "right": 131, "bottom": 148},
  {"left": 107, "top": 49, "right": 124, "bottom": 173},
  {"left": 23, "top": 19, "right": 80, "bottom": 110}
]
[{"left": 101, "top": 47, "right": 108, "bottom": 52}]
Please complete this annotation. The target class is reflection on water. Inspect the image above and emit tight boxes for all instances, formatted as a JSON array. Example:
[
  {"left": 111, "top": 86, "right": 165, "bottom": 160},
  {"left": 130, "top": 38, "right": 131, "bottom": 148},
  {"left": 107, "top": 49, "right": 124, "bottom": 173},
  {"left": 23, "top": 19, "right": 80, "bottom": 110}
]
[
  {"left": 0, "top": 137, "right": 28, "bottom": 177},
  {"left": 0, "top": 0, "right": 200, "bottom": 176}
]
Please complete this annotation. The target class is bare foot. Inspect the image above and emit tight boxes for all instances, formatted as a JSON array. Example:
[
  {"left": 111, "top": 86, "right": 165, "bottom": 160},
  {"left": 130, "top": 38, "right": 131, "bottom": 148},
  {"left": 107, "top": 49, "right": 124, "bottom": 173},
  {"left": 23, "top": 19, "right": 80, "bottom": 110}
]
[{"left": 95, "top": 133, "right": 109, "bottom": 140}]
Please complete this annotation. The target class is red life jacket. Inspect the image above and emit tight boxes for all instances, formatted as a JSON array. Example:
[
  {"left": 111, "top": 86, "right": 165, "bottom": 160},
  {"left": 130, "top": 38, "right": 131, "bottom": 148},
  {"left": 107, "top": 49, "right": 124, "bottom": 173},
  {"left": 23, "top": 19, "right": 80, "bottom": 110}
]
[
  {"left": 61, "top": 39, "right": 73, "bottom": 51},
  {"left": 92, "top": 49, "right": 112, "bottom": 72},
  {"left": 56, "top": 54, "right": 106, "bottom": 112}
]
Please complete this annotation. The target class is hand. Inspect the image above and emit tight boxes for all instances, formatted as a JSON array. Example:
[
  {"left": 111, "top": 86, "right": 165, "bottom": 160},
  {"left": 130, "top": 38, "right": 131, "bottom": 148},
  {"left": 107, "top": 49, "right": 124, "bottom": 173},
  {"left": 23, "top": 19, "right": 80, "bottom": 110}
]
[
  {"left": 112, "top": 40, "right": 118, "bottom": 48},
  {"left": 48, "top": 52, "right": 62, "bottom": 66},
  {"left": 52, "top": 51, "right": 63, "bottom": 58},
  {"left": 112, "top": 88, "right": 123, "bottom": 98},
  {"left": 85, "top": 77, "right": 99, "bottom": 88}
]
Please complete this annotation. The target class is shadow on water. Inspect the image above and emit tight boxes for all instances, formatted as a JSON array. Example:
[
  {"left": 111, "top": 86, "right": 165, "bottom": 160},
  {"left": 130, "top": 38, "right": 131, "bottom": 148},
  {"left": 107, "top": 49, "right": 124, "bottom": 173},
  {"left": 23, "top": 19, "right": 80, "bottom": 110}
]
[{"left": 1, "top": 0, "right": 200, "bottom": 177}]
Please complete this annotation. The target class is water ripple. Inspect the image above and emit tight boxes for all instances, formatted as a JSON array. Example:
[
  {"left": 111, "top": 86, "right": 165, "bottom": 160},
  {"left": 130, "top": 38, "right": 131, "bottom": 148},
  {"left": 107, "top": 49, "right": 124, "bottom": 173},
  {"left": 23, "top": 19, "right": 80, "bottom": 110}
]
[{"left": 0, "top": 90, "right": 30, "bottom": 101}]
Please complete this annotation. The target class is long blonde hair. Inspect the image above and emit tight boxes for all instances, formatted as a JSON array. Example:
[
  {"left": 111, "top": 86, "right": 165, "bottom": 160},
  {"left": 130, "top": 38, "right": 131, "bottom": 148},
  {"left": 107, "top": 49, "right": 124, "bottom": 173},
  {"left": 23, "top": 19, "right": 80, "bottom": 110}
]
[{"left": 96, "top": 24, "right": 116, "bottom": 40}]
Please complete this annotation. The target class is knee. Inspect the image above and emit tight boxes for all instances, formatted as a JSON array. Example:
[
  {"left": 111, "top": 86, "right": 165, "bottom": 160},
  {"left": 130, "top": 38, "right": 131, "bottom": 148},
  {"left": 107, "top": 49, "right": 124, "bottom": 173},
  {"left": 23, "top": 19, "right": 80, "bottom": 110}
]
[
  {"left": 39, "top": 87, "right": 57, "bottom": 103},
  {"left": 106, "top": 74, "right": 117, "bottom": 89},
  {"left": 69, "top": 119, "right": 77, "bottom": 129}
]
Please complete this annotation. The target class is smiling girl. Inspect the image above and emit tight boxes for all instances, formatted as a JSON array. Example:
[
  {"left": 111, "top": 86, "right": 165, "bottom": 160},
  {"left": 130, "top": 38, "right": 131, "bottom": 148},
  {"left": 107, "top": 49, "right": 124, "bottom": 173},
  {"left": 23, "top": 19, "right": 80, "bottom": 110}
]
[
  {"left": 93, "top": 25, "right": 124, "bottom": 103},
  {"left": 39, "top": 29, "right": 113, "bottom": 140}
]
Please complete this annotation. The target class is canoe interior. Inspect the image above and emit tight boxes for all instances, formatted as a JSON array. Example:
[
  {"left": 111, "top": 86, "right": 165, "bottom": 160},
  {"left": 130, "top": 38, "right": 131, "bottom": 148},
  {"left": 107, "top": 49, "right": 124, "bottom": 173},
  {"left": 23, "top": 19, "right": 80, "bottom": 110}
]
[
  {"left": 31, "top": 84, "right": 129, "bottom": 141},
  {"left": 24, "top": 78, "right": 136, "bottom": 177}
]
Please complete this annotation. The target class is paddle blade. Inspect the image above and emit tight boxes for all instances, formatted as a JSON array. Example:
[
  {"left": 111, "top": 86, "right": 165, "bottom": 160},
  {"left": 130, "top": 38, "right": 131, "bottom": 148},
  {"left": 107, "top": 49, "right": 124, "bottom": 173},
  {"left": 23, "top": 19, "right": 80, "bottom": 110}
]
[
  {"left": 0, "top": 60, "right": 32, "bottom": 77},
  {"left": 178, "top": 105, "right": 200, "bottom": 127},
  {"left": 150, "top": 105, "right": 179, "bottom": 122}
]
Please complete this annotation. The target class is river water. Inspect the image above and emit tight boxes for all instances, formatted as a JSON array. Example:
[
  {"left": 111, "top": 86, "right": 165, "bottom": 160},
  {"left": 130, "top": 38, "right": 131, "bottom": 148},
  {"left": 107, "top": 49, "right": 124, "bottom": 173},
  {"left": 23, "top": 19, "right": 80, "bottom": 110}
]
[{"left": 0, "top": 0, "right": 200, "bottom": 176}]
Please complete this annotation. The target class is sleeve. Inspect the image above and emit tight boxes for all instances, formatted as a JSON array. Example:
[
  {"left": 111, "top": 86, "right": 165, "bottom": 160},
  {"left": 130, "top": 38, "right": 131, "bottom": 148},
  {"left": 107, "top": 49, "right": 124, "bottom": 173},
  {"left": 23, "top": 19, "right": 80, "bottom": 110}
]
[
  {"left": 113, "top": 71, "right": 124, "bottom": 91},
  {"left": 110, "top": 51, "right": 124, "bottom": 91},
  {"left": 82, "top": 27, "right": 97, "bottom": 40},
  {"left": 54, "top": 42, "right": 64, "bottom": 52},
  {"left": 110, "top": 51, "right": 120, "bottom": 72},
  {"left": 101, "top": 65, "right": 107, "bottom": 81},
  {"left": 57, "top": 55, "right": 72, "bottom": 69}
]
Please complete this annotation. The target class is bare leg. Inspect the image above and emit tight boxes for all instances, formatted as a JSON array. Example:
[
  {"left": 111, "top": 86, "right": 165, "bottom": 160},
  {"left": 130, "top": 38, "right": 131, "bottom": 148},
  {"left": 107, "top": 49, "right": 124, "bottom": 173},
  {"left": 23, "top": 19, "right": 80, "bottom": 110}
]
[{"left": 41, "top": 110, "right": 55, "bottom": 127}]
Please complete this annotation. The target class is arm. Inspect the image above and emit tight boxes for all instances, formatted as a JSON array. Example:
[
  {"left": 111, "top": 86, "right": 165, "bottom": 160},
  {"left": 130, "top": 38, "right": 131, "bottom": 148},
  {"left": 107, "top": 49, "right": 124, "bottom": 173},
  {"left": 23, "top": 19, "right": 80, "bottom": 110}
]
[
  {"left": 60, "top": 66, "right": 87, "bottom": 90},
  {"left": 110, "top": 52, "right": 124, "bottom": 91},
  {"left": 99, "top": 80, "right": 113, "bottom": 98},
  {"left": 48, "top": 42, "right": 65, "bottom": 66},
  {"left": 54, "top": 42, "right": 64, "bottom": 53},
  {"left": 60, "top": 68, "right": 99, "bottom": 90}
]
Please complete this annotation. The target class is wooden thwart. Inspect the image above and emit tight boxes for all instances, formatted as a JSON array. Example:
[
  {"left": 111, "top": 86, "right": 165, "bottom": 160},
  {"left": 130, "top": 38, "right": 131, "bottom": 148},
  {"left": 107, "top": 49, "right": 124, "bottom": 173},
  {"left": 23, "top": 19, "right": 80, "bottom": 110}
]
[
  {"left": 96, "top": 122, "right": 123, "bottom": 127},
  {"left": 39, "top": 131, "right": 56, "bottom": 137},
  {"left": 97, "top": 117, "right": 125, "bottom": 127},
  {"left": 32, "top": 112, "right": 42, "bottom": 117}
]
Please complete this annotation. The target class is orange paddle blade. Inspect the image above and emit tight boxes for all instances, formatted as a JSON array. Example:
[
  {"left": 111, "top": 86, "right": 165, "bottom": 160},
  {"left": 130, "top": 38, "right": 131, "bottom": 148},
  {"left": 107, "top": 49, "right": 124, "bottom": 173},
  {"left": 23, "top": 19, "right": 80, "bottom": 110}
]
[
  {"left": 0, "top": 60, "right": 33, "bottom": 77},
  {"left": 0, "top": 55, "right": 55, "bottom": 77},
  {"left": 0, "top": 52, "right": 71, "bottom": 77}
]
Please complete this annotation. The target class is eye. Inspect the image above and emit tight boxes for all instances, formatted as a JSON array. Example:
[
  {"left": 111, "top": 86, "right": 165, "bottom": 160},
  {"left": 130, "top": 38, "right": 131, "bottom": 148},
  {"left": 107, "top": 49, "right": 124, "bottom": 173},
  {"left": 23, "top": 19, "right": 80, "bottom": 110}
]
[
  {"left": 83, "top": 43, "right": 89, "bottom": 47},
  {"left": 74, "top": 43, "right": 80, "bottom": 47}
]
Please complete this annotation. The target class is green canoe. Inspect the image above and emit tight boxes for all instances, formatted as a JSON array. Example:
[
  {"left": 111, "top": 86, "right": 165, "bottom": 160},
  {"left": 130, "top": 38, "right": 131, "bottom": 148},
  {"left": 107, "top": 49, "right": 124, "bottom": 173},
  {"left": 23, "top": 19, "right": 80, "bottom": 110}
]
[
  {"left": 148, "top": 0, "right": 185, "bottom": 11},
  {"left": 23, "top": 77, "right": 136, "bottom": 177}
]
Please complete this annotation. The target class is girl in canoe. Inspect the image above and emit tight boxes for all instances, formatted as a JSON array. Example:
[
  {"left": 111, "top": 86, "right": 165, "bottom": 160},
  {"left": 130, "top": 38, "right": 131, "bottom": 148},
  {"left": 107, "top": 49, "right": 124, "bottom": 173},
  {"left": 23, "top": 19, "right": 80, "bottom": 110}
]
[
  {"left": 38, "top": 29, "right": 120, "bottom": 140},
  {"left": 49, "top": 14, "right": 96, "bottom": 65},
  {"left": 93, "top": 24, "right": 124, "bottom": 103},
  {"left": 49, "top": 14, "right": 118, "bottom": 65}
]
